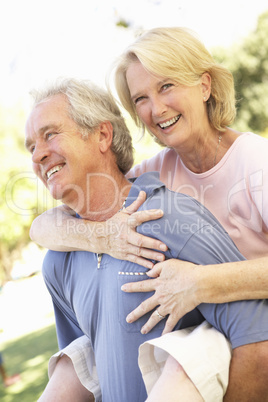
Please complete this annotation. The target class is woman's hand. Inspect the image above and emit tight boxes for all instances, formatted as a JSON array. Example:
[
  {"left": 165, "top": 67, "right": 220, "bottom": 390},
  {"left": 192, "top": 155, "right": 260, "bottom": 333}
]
[
  {"left": 30, "top": 191, "right": 168, "bottom": 268},
  {"left": 121, "top": 259, "right": 201, "bottom": 334},
  {"left": 98, "top": 191, "right": 168, "bottom": 268}
]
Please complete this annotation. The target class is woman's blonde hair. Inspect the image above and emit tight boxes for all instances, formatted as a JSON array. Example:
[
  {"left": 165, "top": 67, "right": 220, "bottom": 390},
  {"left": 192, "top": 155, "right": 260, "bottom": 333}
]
[{"left": 113, "top": 27, "right": 236, "bottom": 132}]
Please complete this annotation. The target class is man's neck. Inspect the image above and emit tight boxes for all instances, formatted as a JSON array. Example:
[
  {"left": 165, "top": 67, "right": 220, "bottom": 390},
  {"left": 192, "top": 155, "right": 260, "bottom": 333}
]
[{"left": 72, "top": 173, "right": 131, "bottom": 222}]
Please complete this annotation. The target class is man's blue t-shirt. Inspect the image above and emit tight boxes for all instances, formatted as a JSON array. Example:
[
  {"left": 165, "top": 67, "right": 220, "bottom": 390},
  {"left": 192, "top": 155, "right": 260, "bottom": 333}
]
[{"left": 43, "top": 172, "right": 268, "bottom": 402}]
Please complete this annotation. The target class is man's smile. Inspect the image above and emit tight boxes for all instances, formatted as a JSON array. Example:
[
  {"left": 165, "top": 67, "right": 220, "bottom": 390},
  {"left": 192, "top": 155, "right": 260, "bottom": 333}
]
[{"left": 46, "top": 164, "right": 65, "bottom": 180}]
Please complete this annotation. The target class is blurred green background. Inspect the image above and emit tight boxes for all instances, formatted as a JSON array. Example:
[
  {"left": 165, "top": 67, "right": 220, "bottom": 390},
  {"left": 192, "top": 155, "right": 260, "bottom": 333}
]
[{"left": 0, "top": 1, "right": 268, "bottom": 400}]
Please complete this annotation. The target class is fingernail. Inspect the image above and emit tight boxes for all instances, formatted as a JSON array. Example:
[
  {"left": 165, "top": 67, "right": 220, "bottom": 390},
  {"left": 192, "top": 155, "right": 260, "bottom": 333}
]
[
  {"left": 160, "top": 244, "right": 167, "bottom": 251},
  {"left": 121, "top": 285, "right": 126, "bottom": 291},
  {"left": 141, "top": 327, "right": 147, "bottom": 334},
  {"left": 126, "top": 314, "right": 132, "bottom": 323}
]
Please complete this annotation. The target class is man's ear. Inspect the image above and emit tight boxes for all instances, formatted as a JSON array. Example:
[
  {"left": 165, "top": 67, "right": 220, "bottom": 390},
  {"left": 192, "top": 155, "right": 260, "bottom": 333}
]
[{"left": 98, "top": 121, "right": 113, "bottom": 153}]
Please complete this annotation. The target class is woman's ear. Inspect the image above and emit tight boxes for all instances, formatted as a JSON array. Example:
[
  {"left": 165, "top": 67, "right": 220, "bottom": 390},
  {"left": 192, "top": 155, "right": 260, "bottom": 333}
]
[
  {"left": 201, "top": 73, "right": 211, "bottom": 101},
  {"left": 98, "top": 121, "right": 113, "bottom": 153}
]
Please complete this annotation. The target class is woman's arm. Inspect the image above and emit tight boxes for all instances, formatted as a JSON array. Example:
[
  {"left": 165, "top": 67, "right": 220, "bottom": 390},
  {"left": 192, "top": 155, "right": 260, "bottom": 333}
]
[
  {"left": 30, "top": 204, "right": 82, "bottom": 252},
  {"left": 122, "top": 257, "right": 268, "bottom": 334},
  {"left": 30, "top": 191, "right": 168, "bottom": 268}
]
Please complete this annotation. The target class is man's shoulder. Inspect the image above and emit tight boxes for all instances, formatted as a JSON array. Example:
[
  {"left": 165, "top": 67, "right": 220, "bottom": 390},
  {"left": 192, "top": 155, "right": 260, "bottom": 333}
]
[
  {"left": 126, "top": 172, "right": 165, "bottom": 206},
  {"left": 42, "top": 249, "right": 94, "bottom": 278},
  {"left": 137, "top": 185, "right": 219, "bottom": 258},
  {"left": 142, "top": 185, "right": 211, "bottom": 222},
  {"left": 42, "top": 249, "right": 67, "bottom": 278}
]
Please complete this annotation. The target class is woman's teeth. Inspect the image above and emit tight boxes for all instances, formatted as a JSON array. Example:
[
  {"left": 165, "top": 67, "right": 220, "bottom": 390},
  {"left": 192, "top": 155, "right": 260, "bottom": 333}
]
[{"left": 159, "top": 115, "right": 181, "bottom": 129}]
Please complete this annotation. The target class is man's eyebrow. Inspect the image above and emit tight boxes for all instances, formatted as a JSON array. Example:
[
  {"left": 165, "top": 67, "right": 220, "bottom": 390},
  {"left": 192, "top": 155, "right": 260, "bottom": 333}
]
[
  {"left": 39, "top": 124, "right": 61, "bottom": 133},
  {"left": 24, "top": 124, "right": 60, "bottom": 150},
  {"left": 25, "top": 138, "right": 32, "bottom": 150}
]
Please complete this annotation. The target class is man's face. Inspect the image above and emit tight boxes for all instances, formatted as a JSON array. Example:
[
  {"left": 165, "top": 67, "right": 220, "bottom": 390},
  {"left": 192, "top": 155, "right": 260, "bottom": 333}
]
[{"left": 25, "top": 94, "right": 101, "bottom": 206}]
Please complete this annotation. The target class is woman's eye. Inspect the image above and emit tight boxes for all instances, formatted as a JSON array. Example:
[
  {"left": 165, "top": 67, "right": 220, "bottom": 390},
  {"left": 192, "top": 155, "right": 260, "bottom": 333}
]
[
  {"left": 134, "top": 96, "right": 145, "bottom": 104},
  {"left": 162, "top": 83, "right": 173, "bottom": 91}
]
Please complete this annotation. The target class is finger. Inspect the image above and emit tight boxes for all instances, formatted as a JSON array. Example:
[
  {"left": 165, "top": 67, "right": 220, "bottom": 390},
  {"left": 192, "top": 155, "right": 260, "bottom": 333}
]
[
  {"left": 127, "top": 254, "right": 164, "bottom": 270},
  {"left": 127, "top": 209, "right": 164, "bottom": 227},
  {"left": 121, "top": 241, "right": 165, "bottom": 261},
  {"left": 127, "top": 230, "right": 167, "bottom": 253},
  {"left": 124, "top": 191, "right": 147, "bottom": 214},
  {"left": 126, "top": 295, "right": 158, "bottom": 324},
  {"left": 140, "top": 309, "right": 167, "bottom": 334},
  {"left": 121, "top": 278, "right": 156, "bottom": 293},
  {"left": 162, "top": 315, "right": 180, "bottom": 335},
  {"left": 127, "top": 256, "right": 154, "bottom": 269},
  {"left": 127, "top": 245, "right": 165, "bottom": 263},
  {"left": 146, "top": 262, "right": 164, "bottom": 277}
]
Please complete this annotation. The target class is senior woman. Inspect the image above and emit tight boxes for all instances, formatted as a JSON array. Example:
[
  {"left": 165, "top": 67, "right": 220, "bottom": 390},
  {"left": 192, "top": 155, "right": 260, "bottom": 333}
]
[
  {"left": 31, "top": 28, "right": 268, "bottom": 401},
  {"left": 113, "top": 27, "right": 268, "bottom": 399}
]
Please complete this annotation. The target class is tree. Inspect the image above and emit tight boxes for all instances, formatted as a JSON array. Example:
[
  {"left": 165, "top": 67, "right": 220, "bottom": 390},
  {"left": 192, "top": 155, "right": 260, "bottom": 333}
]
[{"left": 213, "top": 11, "right": 268, "bottom": 134}]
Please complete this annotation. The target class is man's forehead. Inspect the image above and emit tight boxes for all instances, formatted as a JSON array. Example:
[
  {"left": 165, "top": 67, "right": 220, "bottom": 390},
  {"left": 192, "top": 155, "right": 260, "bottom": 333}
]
[
  {"left": 25, "top": 95, "right": 69, "bottom": 147},
  {"left": 29, "top": 95, "right": 69, "bottom": 125},
  {"left": 34, "top": 93, "right": 68, "bottom": 113}
]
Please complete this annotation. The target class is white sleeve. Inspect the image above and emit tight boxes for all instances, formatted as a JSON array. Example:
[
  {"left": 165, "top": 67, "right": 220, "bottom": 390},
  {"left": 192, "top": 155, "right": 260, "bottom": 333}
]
[{"left": 139, "top": 322, "right": 231, "bottom": 402}]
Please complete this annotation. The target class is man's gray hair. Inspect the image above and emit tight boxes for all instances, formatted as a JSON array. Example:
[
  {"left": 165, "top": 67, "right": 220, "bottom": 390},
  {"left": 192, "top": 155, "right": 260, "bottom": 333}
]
[{"left": 30, "top": 78, "right": 134, "bottom": 174}]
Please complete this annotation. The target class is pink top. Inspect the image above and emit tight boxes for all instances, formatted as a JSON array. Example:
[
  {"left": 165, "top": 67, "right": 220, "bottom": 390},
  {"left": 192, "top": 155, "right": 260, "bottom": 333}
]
[{"left": 128, "top": 133, "right": 268, "bottom": 259}]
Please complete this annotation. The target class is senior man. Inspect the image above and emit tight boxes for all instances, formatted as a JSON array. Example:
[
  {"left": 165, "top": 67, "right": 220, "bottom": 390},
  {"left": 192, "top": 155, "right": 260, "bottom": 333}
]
[{"left": 25, "top": 78, "right": 268, "bottom": 402}]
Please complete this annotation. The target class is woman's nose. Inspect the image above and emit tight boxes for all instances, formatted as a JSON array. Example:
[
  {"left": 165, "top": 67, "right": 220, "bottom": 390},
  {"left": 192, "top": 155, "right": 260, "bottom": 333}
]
[{"left": 151, "top": 97, "right": 167, "bottom": 117}]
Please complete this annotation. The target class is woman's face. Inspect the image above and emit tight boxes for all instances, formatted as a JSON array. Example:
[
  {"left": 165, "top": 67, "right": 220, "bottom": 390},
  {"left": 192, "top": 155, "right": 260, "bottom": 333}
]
[{"left": 126, "top": 61, "right": 211, "bottom": 151}]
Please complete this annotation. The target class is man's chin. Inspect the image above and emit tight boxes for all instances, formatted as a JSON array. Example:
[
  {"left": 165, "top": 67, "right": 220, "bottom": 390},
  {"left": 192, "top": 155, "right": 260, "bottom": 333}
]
[
  {"left": 47, "top": 185, "right": 64, "bottom": 201},
  {"left": 47, "top": 183, "right": 84, "bottom": 208}
]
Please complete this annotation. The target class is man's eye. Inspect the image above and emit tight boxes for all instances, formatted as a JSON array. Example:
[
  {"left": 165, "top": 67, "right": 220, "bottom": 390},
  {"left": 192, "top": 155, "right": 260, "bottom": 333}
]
[
  {"left": 30, "top": 146, "right": 35, "bottom": 154},
  {"left": 47, "top": 132, "right": 57, "bottom": 139}
]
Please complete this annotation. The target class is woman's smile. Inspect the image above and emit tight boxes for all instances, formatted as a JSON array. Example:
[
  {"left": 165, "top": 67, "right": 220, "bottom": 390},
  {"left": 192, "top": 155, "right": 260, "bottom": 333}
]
[{"left": 158, "top": 114, "right": 181, "bottom": 129}]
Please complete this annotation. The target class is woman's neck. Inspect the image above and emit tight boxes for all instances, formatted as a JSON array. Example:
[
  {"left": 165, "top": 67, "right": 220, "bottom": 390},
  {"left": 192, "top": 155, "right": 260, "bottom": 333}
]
[{"left": 178, "top": 127, "right": 241, "bottom": 173}]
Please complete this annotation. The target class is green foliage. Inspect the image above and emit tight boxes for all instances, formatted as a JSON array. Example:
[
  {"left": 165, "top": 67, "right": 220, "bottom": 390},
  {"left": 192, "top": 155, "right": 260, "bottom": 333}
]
[
  {"left": 0, "top": 105, "right": 56, "bottom": 284},
  {"left": 0, "top": 324, "right": 57, "bottom": 401},
  {"left": 116, "top": 18, "right": 130, "bottom": 28},
  {"left": 0, "top": 107, "right": 31, "bottom": 282},
  {"left": 213, "top": 11, "right": 268, "bottom": 133}
]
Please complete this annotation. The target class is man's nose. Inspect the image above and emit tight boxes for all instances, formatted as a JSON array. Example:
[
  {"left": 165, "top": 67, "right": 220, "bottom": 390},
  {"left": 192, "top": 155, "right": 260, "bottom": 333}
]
[{"left": 32, "top": 142, "right": 49, "bottom": 164}]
